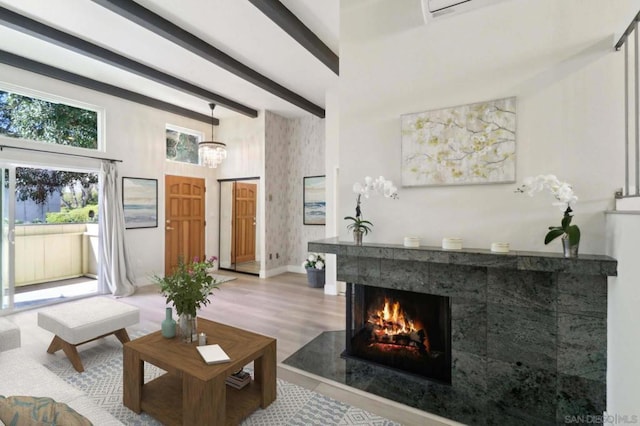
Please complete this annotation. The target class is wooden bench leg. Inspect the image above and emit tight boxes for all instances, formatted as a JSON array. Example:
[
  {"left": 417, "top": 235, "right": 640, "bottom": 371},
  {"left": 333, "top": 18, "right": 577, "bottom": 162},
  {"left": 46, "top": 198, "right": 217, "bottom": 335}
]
[
  {"left": 47, "top": 335, "right": 84, "bottom": 373},
  {"left": 46, "top": 335, "right": 64, "bottom": 354},
  {"left": 45, "top": 329, "right": 130, "bottom": 373},
  {"left": 114, "top": 328, "right": 130, "bottom": 344}
]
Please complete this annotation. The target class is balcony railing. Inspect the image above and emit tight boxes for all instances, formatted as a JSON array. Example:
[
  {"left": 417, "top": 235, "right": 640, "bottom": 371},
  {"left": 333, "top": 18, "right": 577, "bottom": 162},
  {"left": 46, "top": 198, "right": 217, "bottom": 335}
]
[
  {"left": 616, "top": 10, "right": 640, "bottom": 206},
  {"left": 14, "top": 223, "right": 98, "bottom": 287}
]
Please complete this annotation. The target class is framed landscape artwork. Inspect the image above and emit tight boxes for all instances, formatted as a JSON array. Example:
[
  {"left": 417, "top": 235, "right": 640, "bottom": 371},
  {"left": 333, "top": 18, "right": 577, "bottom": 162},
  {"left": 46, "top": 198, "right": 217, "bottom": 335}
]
[
  {"left": 401, "top": 97, "right": 516, "bottom": 187},
  {"left": 122, "top": 177, "right": 158, "bottom": 229},
  {"left": 303, "top": 175, "right": 326, "bottom": 225}
]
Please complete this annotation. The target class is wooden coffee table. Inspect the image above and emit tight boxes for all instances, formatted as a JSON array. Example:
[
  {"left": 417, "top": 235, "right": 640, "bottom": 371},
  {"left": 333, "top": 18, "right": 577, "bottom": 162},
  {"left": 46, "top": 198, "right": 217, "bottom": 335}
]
[{"left": 123, "top": 318, "right": 276, "bottom": 425}]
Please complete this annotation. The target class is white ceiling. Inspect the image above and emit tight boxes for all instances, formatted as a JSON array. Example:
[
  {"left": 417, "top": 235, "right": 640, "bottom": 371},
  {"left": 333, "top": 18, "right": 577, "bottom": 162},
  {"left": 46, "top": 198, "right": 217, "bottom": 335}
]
[{"left": 0, "top": 0, "right": 340, "bottom": 119}]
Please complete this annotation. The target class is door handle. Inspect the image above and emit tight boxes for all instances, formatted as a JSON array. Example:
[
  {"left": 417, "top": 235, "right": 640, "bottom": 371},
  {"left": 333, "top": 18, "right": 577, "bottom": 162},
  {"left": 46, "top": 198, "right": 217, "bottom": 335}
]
[
  {"left": 166, "top": 227, "right": 174, "bottom": 230},
  {"left": 8, "top": 229, "right": 15, "bottom": 244}
]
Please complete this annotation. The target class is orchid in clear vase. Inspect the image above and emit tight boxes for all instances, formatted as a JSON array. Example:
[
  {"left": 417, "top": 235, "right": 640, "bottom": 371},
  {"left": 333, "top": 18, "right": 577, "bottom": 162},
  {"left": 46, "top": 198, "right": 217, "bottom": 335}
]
[
  {"left": 345, "top": 176, "right": 398, "bottom": 244},
  {"left": 516, "top": 174, "right": 580, "bottom": 257}
]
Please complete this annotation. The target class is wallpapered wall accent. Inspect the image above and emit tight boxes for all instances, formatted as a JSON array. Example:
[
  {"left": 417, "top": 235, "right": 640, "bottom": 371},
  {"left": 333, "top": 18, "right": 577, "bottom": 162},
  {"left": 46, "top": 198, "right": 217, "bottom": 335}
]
[
  {"left": 264, "top": 111, "right": 290, "bottom": 270},
  {"left": 264, "top": 112, "right": 325, "bottom": 271},
  {"left": 287, "top": 117, "right": 325, "bottom": 267}
]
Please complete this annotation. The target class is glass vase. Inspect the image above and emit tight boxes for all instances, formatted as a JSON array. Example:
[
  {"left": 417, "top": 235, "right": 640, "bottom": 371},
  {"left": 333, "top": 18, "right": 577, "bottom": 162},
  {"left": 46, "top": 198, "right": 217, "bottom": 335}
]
[
  {"left": 562, "top": 237, "right": 579, "bottom": 258},
  {"left": 161, "top": 307, "right": 176, "bottom": 338},
  {"left": 353, "top": 230, "right": 363, "bottom": 245},
  {"left": 178, "top": 313, "right": 197, "bottom": 343}
]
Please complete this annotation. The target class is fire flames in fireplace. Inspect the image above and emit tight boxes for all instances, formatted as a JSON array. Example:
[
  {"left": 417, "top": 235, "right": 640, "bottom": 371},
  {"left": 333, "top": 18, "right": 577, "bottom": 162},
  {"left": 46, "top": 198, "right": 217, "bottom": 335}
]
[
  {"left": 346, "top": 284, "right": 451, "bottom": 383},
  {"left": 366, "top": 298, "right": 431, "bottom": 354}
]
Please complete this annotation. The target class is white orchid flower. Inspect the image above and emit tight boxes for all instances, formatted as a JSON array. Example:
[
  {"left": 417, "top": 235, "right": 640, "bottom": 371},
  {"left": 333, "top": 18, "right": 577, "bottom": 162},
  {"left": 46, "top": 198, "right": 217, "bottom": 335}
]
[{"left": 518, "top": 174, "right": 577, "bottom": 211}]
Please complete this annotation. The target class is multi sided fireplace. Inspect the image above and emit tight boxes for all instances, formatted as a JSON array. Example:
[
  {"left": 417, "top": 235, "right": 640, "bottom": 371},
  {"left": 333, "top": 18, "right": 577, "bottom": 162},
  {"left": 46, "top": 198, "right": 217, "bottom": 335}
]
[{"left": 345, "top": 284, "right": 452, "bottom": 384}]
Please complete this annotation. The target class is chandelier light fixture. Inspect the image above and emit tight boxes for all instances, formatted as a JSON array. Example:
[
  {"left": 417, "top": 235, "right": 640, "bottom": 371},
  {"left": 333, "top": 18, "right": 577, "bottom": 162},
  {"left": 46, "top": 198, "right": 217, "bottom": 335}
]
[{"left": 198, "top": 103, "right": 227, "bottom": 168}]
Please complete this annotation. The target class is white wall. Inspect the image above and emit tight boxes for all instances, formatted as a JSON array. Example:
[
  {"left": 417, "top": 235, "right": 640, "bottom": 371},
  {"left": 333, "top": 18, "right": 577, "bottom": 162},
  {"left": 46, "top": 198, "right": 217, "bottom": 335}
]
[
  {"left": 0, "top": 63, "right": 219, "bottom": 286},
  {"left": 337, "top": 0, "right": 636, "bottom": 254},
  {"left": 216, "top": 113, "right": 265, "bottom": 181},
  {"left": 324, "top": 89, "right": 341, "bottom": 295},
  {"left": 605, "top": 212, "right": 640, "bottom": 419}
]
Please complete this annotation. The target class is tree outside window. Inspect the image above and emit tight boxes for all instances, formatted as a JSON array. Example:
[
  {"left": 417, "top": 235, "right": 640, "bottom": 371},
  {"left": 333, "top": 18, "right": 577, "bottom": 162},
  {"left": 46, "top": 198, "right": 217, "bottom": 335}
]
[
  {"left": 0, "top": 90, "right": 100, "bottom": 224},
  {"left": 166, "top": 125, "right": 201, "bottom": 165}
]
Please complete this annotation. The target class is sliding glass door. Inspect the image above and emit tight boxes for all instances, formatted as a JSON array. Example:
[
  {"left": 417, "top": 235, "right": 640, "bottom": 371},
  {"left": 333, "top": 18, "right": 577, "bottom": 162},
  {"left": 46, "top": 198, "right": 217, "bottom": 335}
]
[
  {"left": 0, "top": 166, "right": 16, "bottom": 312},
  {"left": 1, "top": 163, "right": 100, "bottom": 313}
]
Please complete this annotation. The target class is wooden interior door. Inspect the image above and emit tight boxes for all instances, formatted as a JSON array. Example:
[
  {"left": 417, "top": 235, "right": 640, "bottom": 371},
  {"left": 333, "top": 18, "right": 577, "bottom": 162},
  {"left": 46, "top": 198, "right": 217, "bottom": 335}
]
[
  {"left": 233, "top": 182, "right": 256, "bottom": 264},
  {"left": 165, "top": 175, "right": 205, "bottom": 275}
]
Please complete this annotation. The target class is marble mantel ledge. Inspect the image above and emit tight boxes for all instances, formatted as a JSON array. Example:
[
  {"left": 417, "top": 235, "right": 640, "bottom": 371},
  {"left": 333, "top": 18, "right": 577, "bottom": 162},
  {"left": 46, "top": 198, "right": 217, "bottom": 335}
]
[{"left": 309, "top": 237, "right": 617, "bottom": 276}]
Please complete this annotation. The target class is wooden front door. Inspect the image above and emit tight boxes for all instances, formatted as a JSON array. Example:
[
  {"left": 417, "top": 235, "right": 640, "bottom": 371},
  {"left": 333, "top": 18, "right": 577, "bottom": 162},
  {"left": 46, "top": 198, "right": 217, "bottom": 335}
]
[
  {"left": 165, "top": 175, "right": 205, "bottom": 275},
  {"left": 233, "top": 182, "right": 257, "bottom": 264}
]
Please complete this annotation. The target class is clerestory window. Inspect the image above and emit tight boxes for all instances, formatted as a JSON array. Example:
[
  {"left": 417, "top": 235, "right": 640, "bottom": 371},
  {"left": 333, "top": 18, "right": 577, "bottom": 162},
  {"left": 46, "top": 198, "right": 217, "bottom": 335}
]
[
  {"left": 165, "top": 124, "right": 203, "bottom": 165},
  {"left": 0, "top": 89, "right": 98, "bottom": 150}
]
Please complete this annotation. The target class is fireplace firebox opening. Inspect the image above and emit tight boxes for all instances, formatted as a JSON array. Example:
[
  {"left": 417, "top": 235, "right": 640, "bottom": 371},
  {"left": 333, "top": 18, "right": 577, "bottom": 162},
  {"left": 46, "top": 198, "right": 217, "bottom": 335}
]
[{"left": 345, "top": 284, "right": 452, "bottom": 384}]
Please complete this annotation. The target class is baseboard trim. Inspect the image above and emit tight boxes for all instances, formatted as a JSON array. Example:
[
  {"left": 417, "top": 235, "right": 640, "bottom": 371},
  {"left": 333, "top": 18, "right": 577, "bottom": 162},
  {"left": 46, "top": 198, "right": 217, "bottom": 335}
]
[
  {"left": 287, "top": 265, "right": 306, "bottom": 274},
  {"left": 261, "top": 265, "right": 290, "bottom": 278}
]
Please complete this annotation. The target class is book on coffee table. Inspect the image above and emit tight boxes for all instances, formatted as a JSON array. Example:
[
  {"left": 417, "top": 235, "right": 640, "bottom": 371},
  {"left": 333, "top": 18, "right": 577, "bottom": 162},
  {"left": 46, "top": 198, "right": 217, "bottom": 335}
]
[
  {"left": 196, "top": 344, "right": 231, "bottom": 365},
  {"left": 226, "top": 369, "right": 251, "bottom": 389}
]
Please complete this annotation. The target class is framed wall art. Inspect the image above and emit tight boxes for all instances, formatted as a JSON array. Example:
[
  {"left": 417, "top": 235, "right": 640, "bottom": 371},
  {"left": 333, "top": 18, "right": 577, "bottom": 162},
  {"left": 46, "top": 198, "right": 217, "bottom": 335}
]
[
  {"left": 401, "top": 97, "right": 516, "bottom": 187},
  {"left": 303, "top": 175, "right": 326, "bottom": 225},
  {"left": 122, "top": 177, "right": 158, "bottom": 229}
]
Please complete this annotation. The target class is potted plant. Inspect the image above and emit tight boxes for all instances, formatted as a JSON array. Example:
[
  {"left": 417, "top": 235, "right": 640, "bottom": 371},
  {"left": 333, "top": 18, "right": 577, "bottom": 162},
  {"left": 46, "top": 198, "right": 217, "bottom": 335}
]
[
  {"left": 154, "top": 256, "right": 220, "bottom": 342},
  {"left": 343, "top": 216, "right": 373, "bottom": 245},
  {"left": 516, "top": 174, "right": 580, "bottom": 257},
  {"left": 345, "top": 176, "right": 398, "bottom": 245},
  {"left": 544, "top": 206, "right": 580, "bottom": 254},
  {"left": 302, "top": 253, "right": 325, "bottom": 288}
]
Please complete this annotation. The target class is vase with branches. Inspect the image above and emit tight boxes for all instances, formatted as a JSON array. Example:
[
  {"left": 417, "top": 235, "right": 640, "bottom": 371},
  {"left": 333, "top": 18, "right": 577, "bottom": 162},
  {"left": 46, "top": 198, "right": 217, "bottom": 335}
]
[{"left": 154, "top": 256, "right": 220, "bottom": 342}]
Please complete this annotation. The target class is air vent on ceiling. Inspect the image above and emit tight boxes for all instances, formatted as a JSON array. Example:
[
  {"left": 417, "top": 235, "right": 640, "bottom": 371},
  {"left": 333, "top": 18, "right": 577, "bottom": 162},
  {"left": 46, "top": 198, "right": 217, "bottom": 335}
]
[{"left": 421, "top": 0, "right": 511, "bottom": 22}]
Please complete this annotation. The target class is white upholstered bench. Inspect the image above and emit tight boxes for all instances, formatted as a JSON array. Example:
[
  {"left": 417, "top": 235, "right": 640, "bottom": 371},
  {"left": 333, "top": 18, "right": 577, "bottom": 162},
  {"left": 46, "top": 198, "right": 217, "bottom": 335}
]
[
  {"left": 0, "top": 317, "right": 20, "bottom": 352},
  {"left": 38, "top": 298, "right": 139, "bottom": 372}
]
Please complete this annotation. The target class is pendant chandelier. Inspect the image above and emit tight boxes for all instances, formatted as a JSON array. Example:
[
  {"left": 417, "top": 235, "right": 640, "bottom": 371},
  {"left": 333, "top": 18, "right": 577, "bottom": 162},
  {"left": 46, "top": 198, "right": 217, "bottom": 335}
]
[{"left": 198, "top": 103, "right": 227, "bottom": 168}]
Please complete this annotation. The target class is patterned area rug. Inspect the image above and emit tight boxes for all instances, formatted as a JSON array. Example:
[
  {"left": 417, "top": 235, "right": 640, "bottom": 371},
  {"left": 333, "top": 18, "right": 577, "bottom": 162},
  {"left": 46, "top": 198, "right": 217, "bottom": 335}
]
[{"left": 44, "top": 340, "right": 400, "bottom": 426}]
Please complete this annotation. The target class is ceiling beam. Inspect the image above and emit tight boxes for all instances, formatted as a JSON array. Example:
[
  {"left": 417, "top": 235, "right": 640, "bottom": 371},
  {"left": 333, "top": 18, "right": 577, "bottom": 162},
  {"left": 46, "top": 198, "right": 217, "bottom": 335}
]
[
  {"left": 0, "top": 6, "right": 257, "bottom": 118},
  {"left": 0, "top": 50, "right": 217, "bottom": 125},
  {"left": 91, "top": 0, "right": 326, "bottom": 118},
  {"left": 248, "top": 0, "right": 338, "bottom": 75}
]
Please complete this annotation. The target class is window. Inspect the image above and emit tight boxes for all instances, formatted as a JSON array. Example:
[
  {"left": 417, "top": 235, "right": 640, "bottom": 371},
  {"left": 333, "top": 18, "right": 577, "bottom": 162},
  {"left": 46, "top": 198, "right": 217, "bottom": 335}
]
[
  {"left": 12, "top": 167, "right": 99, "bottom": 224},
  {"left": 0, "top": 90, "right": 98, "bottom": 149},
  {"left": 166, "top": 125, "right": 203, "bottom": 165}
]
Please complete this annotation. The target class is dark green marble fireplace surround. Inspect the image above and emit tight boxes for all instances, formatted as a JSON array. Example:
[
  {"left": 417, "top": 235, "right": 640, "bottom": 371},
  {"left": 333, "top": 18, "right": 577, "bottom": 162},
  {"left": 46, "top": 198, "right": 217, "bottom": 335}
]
[{"left": 294, "top": 238, "right": 617, "bottom": 425}]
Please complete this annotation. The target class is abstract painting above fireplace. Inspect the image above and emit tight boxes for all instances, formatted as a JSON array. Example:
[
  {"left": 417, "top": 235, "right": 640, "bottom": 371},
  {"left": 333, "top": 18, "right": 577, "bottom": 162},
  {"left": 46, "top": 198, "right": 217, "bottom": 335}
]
[{"left": 305, "top": 238, "right": 617, "bottom": 425}]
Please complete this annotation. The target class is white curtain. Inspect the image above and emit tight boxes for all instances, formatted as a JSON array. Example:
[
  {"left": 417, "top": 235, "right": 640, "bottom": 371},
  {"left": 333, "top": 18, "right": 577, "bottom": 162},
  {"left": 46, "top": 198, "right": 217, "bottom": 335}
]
[{"left": 99, "top": 161, "right": 136, "bottom": 297}]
